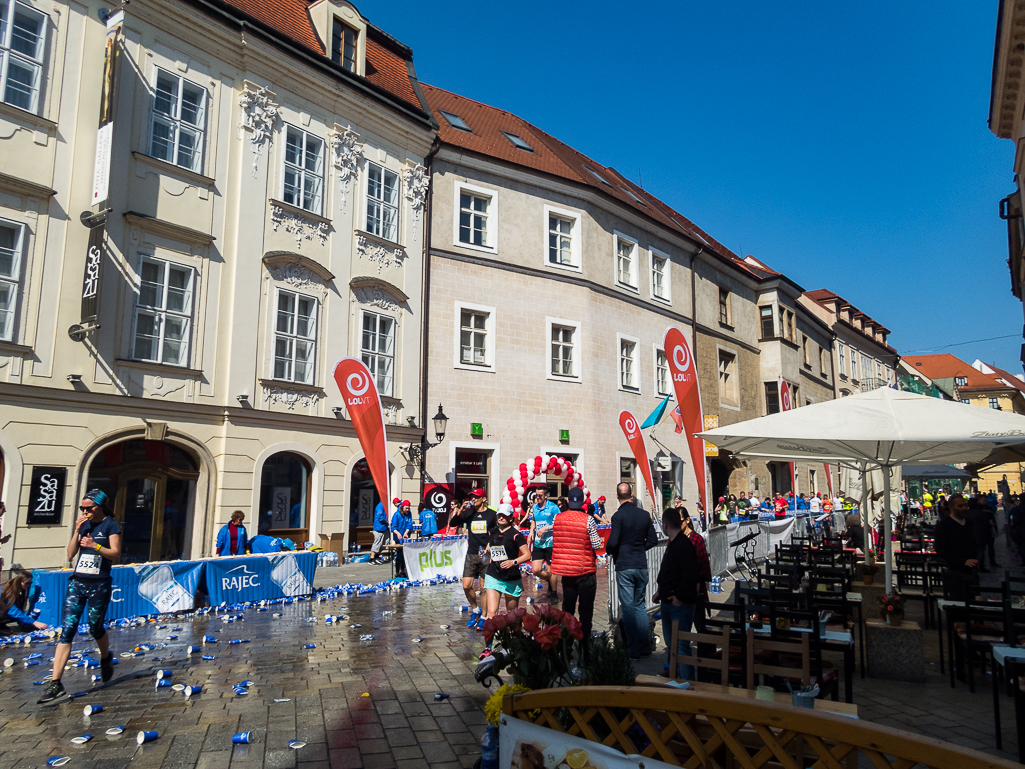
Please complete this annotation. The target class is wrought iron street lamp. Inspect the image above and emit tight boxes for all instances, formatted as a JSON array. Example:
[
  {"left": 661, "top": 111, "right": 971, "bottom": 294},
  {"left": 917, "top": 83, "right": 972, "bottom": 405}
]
[{"left": 406, "top": 404, "right": 448, "bottom": 470}]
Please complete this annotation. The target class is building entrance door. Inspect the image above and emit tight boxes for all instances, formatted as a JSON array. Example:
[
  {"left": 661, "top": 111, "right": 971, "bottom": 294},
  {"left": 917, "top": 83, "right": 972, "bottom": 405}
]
[{"left": 87, "top": 440, "right": 198, "bottom": 563}]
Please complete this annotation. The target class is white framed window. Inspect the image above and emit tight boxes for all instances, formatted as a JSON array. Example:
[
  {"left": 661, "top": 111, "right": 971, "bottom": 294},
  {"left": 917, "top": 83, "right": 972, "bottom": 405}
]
[
  {"left": 283, "top": 126, "right": 324, "bottom": 214},
  {"left": 860, "top": 354, "right": 872, "bottom": 382},
  {"left": 543, "top": 205, "right": 580, "bottom": 271},
  {"left": 649, "top": 247, "right": 671, "bottom": 303},
  {"left": 331, "top": 18, "right": 359, "bottom": 72},
  {"left": 149, "top": 68, "right": 207, "bottom": 173},
  {"left": 366, "top": 162, "right": 398, "bottom": 241},
  {"left": 454, "top": 181, "right": 496, "bottom": 253},
  {"left": 453, "top": 300, "right": 495, "bottom": 373},
  {"left": 850, "top": 349, "right": 859, "bottom": 380},
  {"left": 618, "top": 333, "right": 639, "bottom": 392},
  {"left": 0, "top": 219, "right": 25, "bottom": 341},
  {"left": 273, "top": 289, "right": 317, "bottom": 385},
  {"left": 654, "top": 346, "right": 671, "bottom": 397},
  {"left": 838, "top": 343, "right": 847, "bottom": 376},
  {"left": 132, "top": 256, "right": 194, "bottom": 366},
  {"left": 961, "top": 398, "right": 970, "bottom": 405},
  {"left": 361, "top": 310, "right": 395, "bottom": 396},
  {"left": 718, "top": 347, "right": 739, "bottom": 409},
  {"left": 990, "top": 397, "right": 1001, "bottom": 410},
  {"left": 613, "top": 233, "right": 638, "bottom": 290},
  {"left": 546, "top": 317, "right": 581, "bottom": 382},
  {"left": 0, "top": 0, "right": 45, "bottom": 113}
]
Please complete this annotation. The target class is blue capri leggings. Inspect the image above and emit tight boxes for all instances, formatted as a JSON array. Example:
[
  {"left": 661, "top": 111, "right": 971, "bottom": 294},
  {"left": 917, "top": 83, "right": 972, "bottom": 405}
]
[{"left": 59, "top": 578, "right": 112, "bottom": 644}]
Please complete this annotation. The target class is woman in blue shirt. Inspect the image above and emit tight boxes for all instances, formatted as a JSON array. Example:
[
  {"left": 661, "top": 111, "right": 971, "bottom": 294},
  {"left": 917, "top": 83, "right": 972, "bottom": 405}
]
[{"left": 0, "top": 569, "right": 46, "bottom": 631}]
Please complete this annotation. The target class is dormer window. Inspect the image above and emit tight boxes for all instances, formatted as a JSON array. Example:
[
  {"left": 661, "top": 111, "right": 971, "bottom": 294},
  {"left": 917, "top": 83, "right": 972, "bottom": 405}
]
[
  {"left": 582, "top": 165, "right": 611, "bottom": 186},
  {"left": 501, "top": 131, "right": 533, "bottom": 152},
  {"left": 439, "top": 110, "right": 471, "bottom": 132},
  {"left": 332, "top": 18, "right": 358, "bottom": 72},
  {"left": 620, "top": 185, "right": 647, "bottom": 206}
]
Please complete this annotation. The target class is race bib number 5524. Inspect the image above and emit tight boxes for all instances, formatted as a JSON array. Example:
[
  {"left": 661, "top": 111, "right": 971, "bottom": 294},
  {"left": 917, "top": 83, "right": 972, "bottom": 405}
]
[{"left": 75, "top": 552, "right": 102, "bottom": 576}]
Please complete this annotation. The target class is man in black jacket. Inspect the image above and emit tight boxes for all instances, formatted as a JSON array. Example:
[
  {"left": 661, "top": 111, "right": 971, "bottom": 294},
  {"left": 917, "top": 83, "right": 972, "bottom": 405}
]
[
  {"left": 652, "top": 506, "right": 699, "bottom": 680},
  {"left": 606, "top": 482, "right": 659, "bottom": 659},
  {"left": 934, "top": 494, "right": 978, "bottom": 600}
]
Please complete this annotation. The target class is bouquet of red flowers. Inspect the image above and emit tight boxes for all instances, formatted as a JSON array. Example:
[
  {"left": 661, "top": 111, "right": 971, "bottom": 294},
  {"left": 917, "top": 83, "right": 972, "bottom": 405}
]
[
  {"left": 879, "top": 593, "right": 907, "bottom": 615},
  {"left": 483, "top": 606, "right": 584, "bottom": 690}
]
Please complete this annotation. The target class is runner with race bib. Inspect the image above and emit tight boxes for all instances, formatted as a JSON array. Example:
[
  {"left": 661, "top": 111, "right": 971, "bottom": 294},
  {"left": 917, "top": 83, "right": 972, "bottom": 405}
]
[{"left": 448, "top": 488, "right": 497, "bottom": 630}]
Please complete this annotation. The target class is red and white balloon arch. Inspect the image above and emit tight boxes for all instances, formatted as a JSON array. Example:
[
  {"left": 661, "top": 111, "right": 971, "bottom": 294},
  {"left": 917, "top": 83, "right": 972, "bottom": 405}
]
[{"left": 500, "top": 455, "right": 591, "bottom": 511}]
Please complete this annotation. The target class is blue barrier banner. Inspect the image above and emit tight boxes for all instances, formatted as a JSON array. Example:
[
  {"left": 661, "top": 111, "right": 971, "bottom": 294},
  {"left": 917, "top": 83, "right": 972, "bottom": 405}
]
[
  {"left": 30, "top": 561, "right": 207, "bottom": 628},
  {"left": 204, "top": 552, "right": 317, "bottom": 605}
]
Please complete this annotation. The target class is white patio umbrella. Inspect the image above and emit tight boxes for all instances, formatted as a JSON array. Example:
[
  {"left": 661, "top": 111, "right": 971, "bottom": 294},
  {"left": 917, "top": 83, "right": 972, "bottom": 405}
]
[{"left": 698, "top": 388, "right": 1025, "bottom": 591}]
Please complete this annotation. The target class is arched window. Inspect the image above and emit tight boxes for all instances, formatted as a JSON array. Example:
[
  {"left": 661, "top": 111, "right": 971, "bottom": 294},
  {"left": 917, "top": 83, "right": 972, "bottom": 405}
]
[{"left": 258, "top": 452, "right": 311, "bottom": 541}]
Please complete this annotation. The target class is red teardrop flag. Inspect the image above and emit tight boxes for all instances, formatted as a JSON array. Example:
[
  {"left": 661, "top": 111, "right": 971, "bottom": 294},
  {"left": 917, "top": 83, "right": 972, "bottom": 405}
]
[{"left": 333, "top": 358, "right": 390, "bottom": 507}]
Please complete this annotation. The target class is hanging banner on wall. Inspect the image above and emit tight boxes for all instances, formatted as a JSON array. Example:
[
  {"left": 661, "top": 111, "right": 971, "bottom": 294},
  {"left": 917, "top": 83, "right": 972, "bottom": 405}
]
[
  {"left": 424, "top": 483, "right": 454, "bottom": 530},
  {"left": 26, "top": 466, "right": 67, "bottom": 525},
  {"left": 402, "top": 537, "right": 468, "bottom": 581},
  {"left": 779, "top": 379, "right": 797, "bottom": 495},
  {"left": 619, "top": 411, "right": 658, "bottom": 513},
  {"left": 333, "top": 358, "right": 390, "bottom": 508},
  {"left": 663, "top": 326, "right": 708, "bottom": 521}
]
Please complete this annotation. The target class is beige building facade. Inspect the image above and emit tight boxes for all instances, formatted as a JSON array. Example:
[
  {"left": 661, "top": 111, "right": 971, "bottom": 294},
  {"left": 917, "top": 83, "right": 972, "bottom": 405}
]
[{"left": 0, "top": 0, "right": 436, "bottom": 567}]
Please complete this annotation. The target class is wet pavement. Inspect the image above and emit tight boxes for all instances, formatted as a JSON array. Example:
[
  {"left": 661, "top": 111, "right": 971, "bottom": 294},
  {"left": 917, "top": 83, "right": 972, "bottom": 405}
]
[{"left": 1, "top": 550, "right": 1019, "bottom": 766}]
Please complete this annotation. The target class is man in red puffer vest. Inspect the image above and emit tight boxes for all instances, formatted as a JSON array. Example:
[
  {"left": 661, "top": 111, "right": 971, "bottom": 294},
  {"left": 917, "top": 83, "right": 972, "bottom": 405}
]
[{"left": 552, "top": 488, "right": 603, "bottom": 657}]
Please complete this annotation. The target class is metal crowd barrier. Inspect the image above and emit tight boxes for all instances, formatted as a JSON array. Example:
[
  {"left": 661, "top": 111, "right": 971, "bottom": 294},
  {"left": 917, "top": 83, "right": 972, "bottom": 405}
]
[{"left": 605, "top": 517, "right": 799, "bottom": 624}]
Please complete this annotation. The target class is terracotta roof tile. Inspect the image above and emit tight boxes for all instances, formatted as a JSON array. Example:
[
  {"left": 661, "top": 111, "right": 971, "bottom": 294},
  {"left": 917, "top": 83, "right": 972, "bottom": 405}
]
[
  {"left": 903, "top": 354, "right": 1010, "bottom": 392},
  {"left": 421, "top": 84, "right": 742, "bottom": 267},
  {"left": 364, "top": 37, "right": 419, "bottom": 108},
  {"left": 213, "top": 0, "right": 425, "bottom": 111},
  {"left": 220, "top": 0, "right": 324, "bottom": 53}
]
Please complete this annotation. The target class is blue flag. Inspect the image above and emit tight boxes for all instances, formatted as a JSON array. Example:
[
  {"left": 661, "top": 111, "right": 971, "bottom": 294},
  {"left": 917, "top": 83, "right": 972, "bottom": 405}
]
[{"left": 640, "top": 394, "right": 671, "bottom": 429}]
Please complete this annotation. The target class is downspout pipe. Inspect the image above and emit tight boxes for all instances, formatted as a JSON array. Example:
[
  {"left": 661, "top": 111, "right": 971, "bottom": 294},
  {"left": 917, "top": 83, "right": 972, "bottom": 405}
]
[{"left": 418, "top": 138, "right": 442, "bottom": 499}]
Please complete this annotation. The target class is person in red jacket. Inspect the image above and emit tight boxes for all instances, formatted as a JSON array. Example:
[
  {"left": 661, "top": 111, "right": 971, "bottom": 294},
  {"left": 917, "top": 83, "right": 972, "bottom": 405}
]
[{"left": 551, "top": 487, "right": 603, "bottom": 658}]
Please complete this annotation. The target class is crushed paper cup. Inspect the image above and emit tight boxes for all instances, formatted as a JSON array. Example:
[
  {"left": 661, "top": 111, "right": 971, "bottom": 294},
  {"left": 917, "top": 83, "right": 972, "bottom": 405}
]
[
  {"left": 47, "top": 757, "right": 71, "bottom": 767},
  {"left": 70, "top": 734, "right": 92, "bottom": 745},
  {"left": 232, "top": 732, "right": 251, "bottom": 744},
  {"left": 201, "top": 655, "right": 215, "bottom": 661},
  {"left": 171, "top": 684, "right": 185, "bottom": 692},
  {"left": 155, "top": 680, "right": 172, "bottom": 688},
  {"left": 105, "top": 726, "right": 124, "bottom": 736},
  {"left": 288, "top": 740, "right": 306, "bottom": 749},
  {"left": 273, "top": 698, "right": 290, "bottom": 702}
]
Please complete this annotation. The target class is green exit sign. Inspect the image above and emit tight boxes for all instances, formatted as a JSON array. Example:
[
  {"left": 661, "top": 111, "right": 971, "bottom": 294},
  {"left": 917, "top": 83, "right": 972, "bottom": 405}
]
[
  {"left": 560, "top": 429, "right": 570, "bottom": 442},
  {"left": 471, "top": 422, "right": 483, "bottom": 436}
]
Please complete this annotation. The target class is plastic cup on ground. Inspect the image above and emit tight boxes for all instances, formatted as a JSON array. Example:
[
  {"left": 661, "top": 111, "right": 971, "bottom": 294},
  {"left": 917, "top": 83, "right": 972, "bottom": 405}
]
[
  {"left": 137, "top": 731, "right": 159, "bottom": 744},
  {"left": 83, "top": 704, "right": 103, "bottom": 716}
]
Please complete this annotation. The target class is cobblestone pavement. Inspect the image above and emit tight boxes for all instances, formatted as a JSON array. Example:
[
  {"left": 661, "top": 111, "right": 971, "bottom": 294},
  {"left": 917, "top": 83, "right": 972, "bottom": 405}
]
[{"left": 1, "top": 542, "right": 1020, "bottom": 767}]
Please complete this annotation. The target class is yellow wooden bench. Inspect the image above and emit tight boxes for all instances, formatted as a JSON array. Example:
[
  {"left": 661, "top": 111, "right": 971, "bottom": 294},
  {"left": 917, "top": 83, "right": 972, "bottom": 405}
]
[{"left": 501, "top": 685, "right": 1017, "bottom": 768}]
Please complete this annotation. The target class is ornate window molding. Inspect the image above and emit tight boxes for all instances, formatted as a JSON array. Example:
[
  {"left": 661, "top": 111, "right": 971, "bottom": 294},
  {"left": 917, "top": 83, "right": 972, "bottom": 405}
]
[
  {"left": 331, "top": 125, "right": 364, "bottom": 212},
  {"left": 402, "top": 161, "right": 428, "bottom": 222},
  {"left": 264, "top": 253, "right": 333, "bottom": 297},
  {"left": 356, "top": 233, "right": 406, "bottom": 273},
  {"left": 261, "top": 383, "right": 322, "bottom": 410},
  {"left": 271, "top": 204, "right": 329, "bottom": 249},
  {"left": 238, "top": 83, "right": 279, "bottom": 177},
  {"left": 352, "top": 285, "right": 400, "bottom": 312}
]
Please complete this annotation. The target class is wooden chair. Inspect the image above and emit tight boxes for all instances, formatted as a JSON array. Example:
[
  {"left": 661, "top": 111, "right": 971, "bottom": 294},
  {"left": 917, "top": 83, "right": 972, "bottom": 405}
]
[
  {"left": 668, "top": 622, "right": 732, "bottom": 684},
  {"left": 746, "top": 628, "right": 811, "bottom": 690}
]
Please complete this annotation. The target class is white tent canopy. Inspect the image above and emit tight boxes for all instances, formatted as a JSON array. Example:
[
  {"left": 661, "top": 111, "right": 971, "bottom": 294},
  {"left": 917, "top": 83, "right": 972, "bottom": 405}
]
[{"left": 699, "top": 388, "right": 1025, "bottom": 590}]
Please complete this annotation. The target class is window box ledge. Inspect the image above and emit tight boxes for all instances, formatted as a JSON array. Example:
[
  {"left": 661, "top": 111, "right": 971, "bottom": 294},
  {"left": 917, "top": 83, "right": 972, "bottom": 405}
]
[
  {"left": 719, "top": 322, "right": 735, "bottom": 331},
  {"left": 0, "top": 100, "right": 57, "bottom": 133},
  {"left": 0, "top": 340, "right": 33, "bottom": 356},
  {"left": 258, "top": 378, "right": 325, "bottom": 395},
  {"left": 132, "top": 152, "right": 216, "bottom": 188},
  {"left": 116, "top": 359, "right": 204, "bottom": 378},
  {"left": 270, "top": 199, "right": 332, "bottom": 227}
]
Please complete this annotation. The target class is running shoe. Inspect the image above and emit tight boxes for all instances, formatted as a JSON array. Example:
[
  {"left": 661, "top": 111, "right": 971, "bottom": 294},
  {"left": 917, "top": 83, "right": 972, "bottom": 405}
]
[
  {"left": 475, "top": 617, "right": 485, "bottom": 631},
  {"left": 37, "top": 680, "right": 67, "bottom": 704},
  {"left": 547, "top": 590, "right": 559, "bottom": 603},
  {"left": 466, "top": 608, "right": 481, "bottom": 627},
  {"left": 100, "top": 653, "right": 114, "bottom": 683}
]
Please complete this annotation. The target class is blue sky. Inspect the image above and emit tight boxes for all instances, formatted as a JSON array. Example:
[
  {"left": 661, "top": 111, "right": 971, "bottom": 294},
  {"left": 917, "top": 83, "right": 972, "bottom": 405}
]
[{"left": 368, "top": 1, "right": 1020, "bottom": 371}]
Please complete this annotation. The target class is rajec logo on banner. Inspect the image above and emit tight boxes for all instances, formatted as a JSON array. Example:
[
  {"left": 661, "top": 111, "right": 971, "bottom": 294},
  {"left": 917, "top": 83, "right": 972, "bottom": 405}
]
[
  {"left": 618, "top": 410, "right": 657, "bottom": 512},
  {"left": 663, "top": 326, "right": 707, "bottom": 520},
  {"left": 333, "top": 358, "right": 390, "bottom": 507}
]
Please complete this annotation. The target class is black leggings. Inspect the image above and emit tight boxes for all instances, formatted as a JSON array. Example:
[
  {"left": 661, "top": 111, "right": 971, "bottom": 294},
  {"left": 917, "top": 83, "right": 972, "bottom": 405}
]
[{"left": 561, "top": 572, "right": 596, "bottom": 657}]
